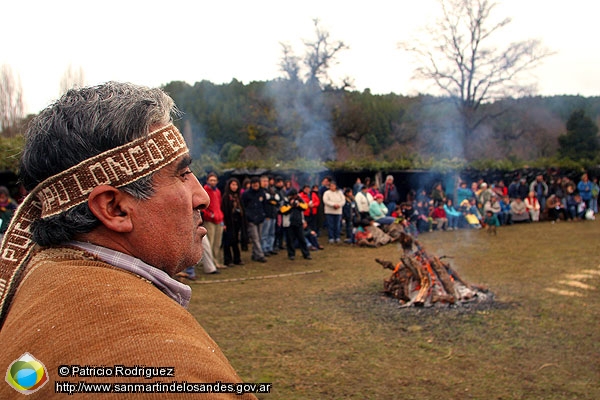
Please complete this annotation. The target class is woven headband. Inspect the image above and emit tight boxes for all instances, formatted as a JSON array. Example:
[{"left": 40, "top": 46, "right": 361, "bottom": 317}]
[{"left": 0, "top": 123, "right": 189, "bottom": 329}]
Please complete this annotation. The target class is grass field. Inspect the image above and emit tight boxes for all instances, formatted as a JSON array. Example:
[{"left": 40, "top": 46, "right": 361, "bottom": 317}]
[{"left": 188, "top": 220, "right": 600, "bottom": 399}]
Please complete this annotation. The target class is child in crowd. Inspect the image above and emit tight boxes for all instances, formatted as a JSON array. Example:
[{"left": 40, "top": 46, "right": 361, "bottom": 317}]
[{"left": 484, "top": 210, "right": 500, "bottom": 235}]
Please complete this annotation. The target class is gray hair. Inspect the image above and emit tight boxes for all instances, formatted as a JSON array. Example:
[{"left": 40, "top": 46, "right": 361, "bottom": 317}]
[{"left": 20, "top": 82, "right": 182, "bottom": 246}]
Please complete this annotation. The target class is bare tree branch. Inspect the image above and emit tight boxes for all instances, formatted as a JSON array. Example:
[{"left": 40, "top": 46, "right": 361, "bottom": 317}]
[
  {"left": 59, "top": 64, "right": 86, "bottom": 96},
  {"left": 0, "top": 65, "right": 24, "bottom": 137},
  {"left": 279, "top": 18, "right": 349, "bottom": 90},
  {"left": 400, "top": 0, "right": 554, "bottom": 155}
]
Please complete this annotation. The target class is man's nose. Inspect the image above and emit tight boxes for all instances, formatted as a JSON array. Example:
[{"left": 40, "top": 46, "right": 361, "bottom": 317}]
[{"left": 192, "top": 175, "right": 210, "bottom": 210}]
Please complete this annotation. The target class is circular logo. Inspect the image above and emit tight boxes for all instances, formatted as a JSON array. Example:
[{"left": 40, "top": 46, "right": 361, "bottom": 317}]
[{"left": 5, "top": 353, "right": 49, "bottom": 394}]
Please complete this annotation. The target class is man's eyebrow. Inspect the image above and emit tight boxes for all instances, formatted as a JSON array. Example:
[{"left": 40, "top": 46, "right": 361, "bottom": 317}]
[{"left": 176, "top": 156, "right": 193, "bottom": 171}]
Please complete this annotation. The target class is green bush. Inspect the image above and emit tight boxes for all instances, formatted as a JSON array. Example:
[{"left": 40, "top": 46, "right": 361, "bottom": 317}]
[{"left": 0, "top": 135, "right": 24, "bottom": 172}]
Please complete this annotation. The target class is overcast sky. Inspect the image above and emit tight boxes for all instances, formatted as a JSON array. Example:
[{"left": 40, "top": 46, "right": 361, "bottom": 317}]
[{"left": 1, "top": 0, "right": 598, "bottom": 114}]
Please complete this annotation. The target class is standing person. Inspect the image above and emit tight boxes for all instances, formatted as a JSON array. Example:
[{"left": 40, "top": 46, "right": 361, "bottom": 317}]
[
  {"left": 517, "top": 177, "right": 530, "bottom": 200},
  {"left": 280, "top": 189, "right": 311, "bottom": 260},
  {"left": 242, "top": 177, "right": 267, "bottom": 262},
  {"left": 178, "top": 234, "right": 221, "bottom": 280},
  {"left": 577, "top": 173, "right": 593, "bottom": 210},
  {"left": 353, "top": 177, "right": 363, "bottom": 195},
  {"left": 493, "top": 180, "right": 508, "bottom": 198},
  {"left": 178, "top": 234, "right": 220, "bottom": 280},
  {"left": 260, "top": 175, "right": 279, "bottom": 256},
  {"left": 508, "top": 175, "right": 520, "bottom": 200},
  {"left": 317, "top": 176, "right": 332, "bottom": 236},
  {"left": 484, "top": 210, "right": 500, "bottom": 235},
  {"left": 342, "top": 187, "right": 359, "bottom": 243},
  {"left": 222, "top": 177, "right": 245, "bottom": 267},
  {"left": 368, "top": 181, "right": 380, "bottom": 198},
  {"left": 203, "top": 172, "right": 225, "bottom": 268},
  {"left": 548, "top": 176, "right": 566, "bottom": 206},
  {"left": 591, "top": 177, "right": 599, "bottom": 214},
  {"left": 430, "top": 182, "right": 447, "bottom": 206},
  {"left": 273, "top": 176, "right": 287, "bottom": 251},
  {"left": 322, "top": 180, "right": 345, "bottom": 244},
  {"left": 380, "top": 175, "right": 400, "bottom": 215},
  {"left": 355, "top": 184, "right": 374, "bottom": 220},
  {"left": 529, "top": 174, "right": 549, "bottom": 212},
  {"left": 240, "top": 177, "right": 251, "bottom": 251},
  {"left": 299, "top": 184, "right": 320, "bottom": 233},
  {"left": 0, "top": 82, "right": 257, "bottom": 399}
]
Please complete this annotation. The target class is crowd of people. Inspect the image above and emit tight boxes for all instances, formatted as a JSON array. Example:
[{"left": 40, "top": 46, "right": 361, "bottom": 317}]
[
  {"left": 2, "top": 169, "right": 597, "bottom": 280},
  {"left": 371, "top": 172, "right": 598, "bottom": 238},
  {"left": 171, "top": 170, "right": 598, "bottom": 277}
]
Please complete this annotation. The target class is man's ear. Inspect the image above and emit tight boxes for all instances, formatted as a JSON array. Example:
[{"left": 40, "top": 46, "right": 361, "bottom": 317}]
[{"left": 87, "top": 185, "right": 134, "bottom": 233}]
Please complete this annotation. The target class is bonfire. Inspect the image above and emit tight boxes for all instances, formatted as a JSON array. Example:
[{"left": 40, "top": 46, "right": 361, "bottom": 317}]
[{"left": 375, "top": 232, "right": 492, "bottom": 308}]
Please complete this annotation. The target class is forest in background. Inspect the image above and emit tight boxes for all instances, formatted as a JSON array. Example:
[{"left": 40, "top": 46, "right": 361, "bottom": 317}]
[
  {"left": 2, "top": 0, "right": 599, "bottom": 178},
  {"left": 161, "top": 78, "right": 600, "bottom": 173}
]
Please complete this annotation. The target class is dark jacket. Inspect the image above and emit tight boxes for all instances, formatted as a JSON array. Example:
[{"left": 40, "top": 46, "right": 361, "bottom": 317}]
[
  {"left": 280, "top": 197, "right": 307, "bottom": 227},
  {"left": 222, "top": 191, "right": 245, "bottom": 230},
  {"left": 242, "top": 188, "right": 266, "bottom": 224},
  {"left": 380, "top": 183, "right": 400, "bottom": 204}
]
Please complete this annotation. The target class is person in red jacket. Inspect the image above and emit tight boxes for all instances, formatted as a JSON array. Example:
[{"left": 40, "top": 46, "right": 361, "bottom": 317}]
[
  {"left": 203, "top": 172, "right": 225, "bottom": 268},
  {"left": 430, "top": 202, "right": 449, "bottom": 231},
  {"left": 299, "top": 184, "right": 320, "bottom": 232}
]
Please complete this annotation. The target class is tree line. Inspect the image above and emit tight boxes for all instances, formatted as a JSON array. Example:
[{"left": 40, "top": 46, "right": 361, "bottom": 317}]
[
  {"left": 2, "top": 0, "right": 599, "bottom": 173},
  {"left": 162, "top": 78, "right": 600, "bottom": 166}
]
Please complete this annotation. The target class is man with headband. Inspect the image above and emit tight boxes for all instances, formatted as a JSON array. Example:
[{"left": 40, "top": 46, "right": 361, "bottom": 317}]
[{"left": 0, "top": 82, "right": 258, "bottom": 398}]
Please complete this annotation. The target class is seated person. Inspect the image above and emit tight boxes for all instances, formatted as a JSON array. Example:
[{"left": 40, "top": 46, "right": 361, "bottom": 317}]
[
  {"left": 459, "top": 198, "right": 482, "bottom": 229},
  {"left": 483, "top": 195, "right": 501, "bottom": 217},
  {"left": 369, "top": 193, "right": 395, "bottom": 226},
  {"left": 401, "top": 202, "right": 420, "bottom": 236},
  {"left": 524, "top": 191, "right": 541, "bottom": 222},
  {"left": 303, "top": 220, "right": 324, "bottom": 250},
  {"left": 546, "top": 194, "right": 568, "bottom": 223},
  {"left": 415, "top": 200, "right": 433, "bottom": 233},
  {"left": 498, "top": 195, "right": 512, "bottom": 225},
  {"left": 443, "top": 199, "right": 462, "bottom": 230},
  {"left": 430, "top": 203, "right": 448, "bottom": 231},
  {"left": 510, "top": 197, "right": 530, "bottom": 223},
  {"left": 566, "top": 193, "right": 585, "bottom": 220}
]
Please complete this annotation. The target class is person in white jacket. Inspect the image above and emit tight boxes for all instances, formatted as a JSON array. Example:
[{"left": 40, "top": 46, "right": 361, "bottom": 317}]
[
  {"left": 322, "top": 181, "right": 346, "bottom": 243},
  {"left": 355, "top": 185, "right": 374, "bottom": 219}
]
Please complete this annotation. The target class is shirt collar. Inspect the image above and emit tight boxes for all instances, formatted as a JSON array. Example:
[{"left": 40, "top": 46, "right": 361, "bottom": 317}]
[{"left": 67, "top": 241, "right": 192, "bottom": 308}]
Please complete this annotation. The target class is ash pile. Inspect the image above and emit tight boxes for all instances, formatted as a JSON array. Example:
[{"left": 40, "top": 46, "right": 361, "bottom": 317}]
[{"left": 376, "top": 233, "right": 493, "bottom": 308}]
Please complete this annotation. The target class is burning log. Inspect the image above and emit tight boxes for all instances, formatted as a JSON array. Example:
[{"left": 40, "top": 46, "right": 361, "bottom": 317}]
[
  {"left": 430, "top": 256, "right": 458, "bottom": 299},
  {"left": 376, "top": 237, "right": 492, "bottom": 307}
]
